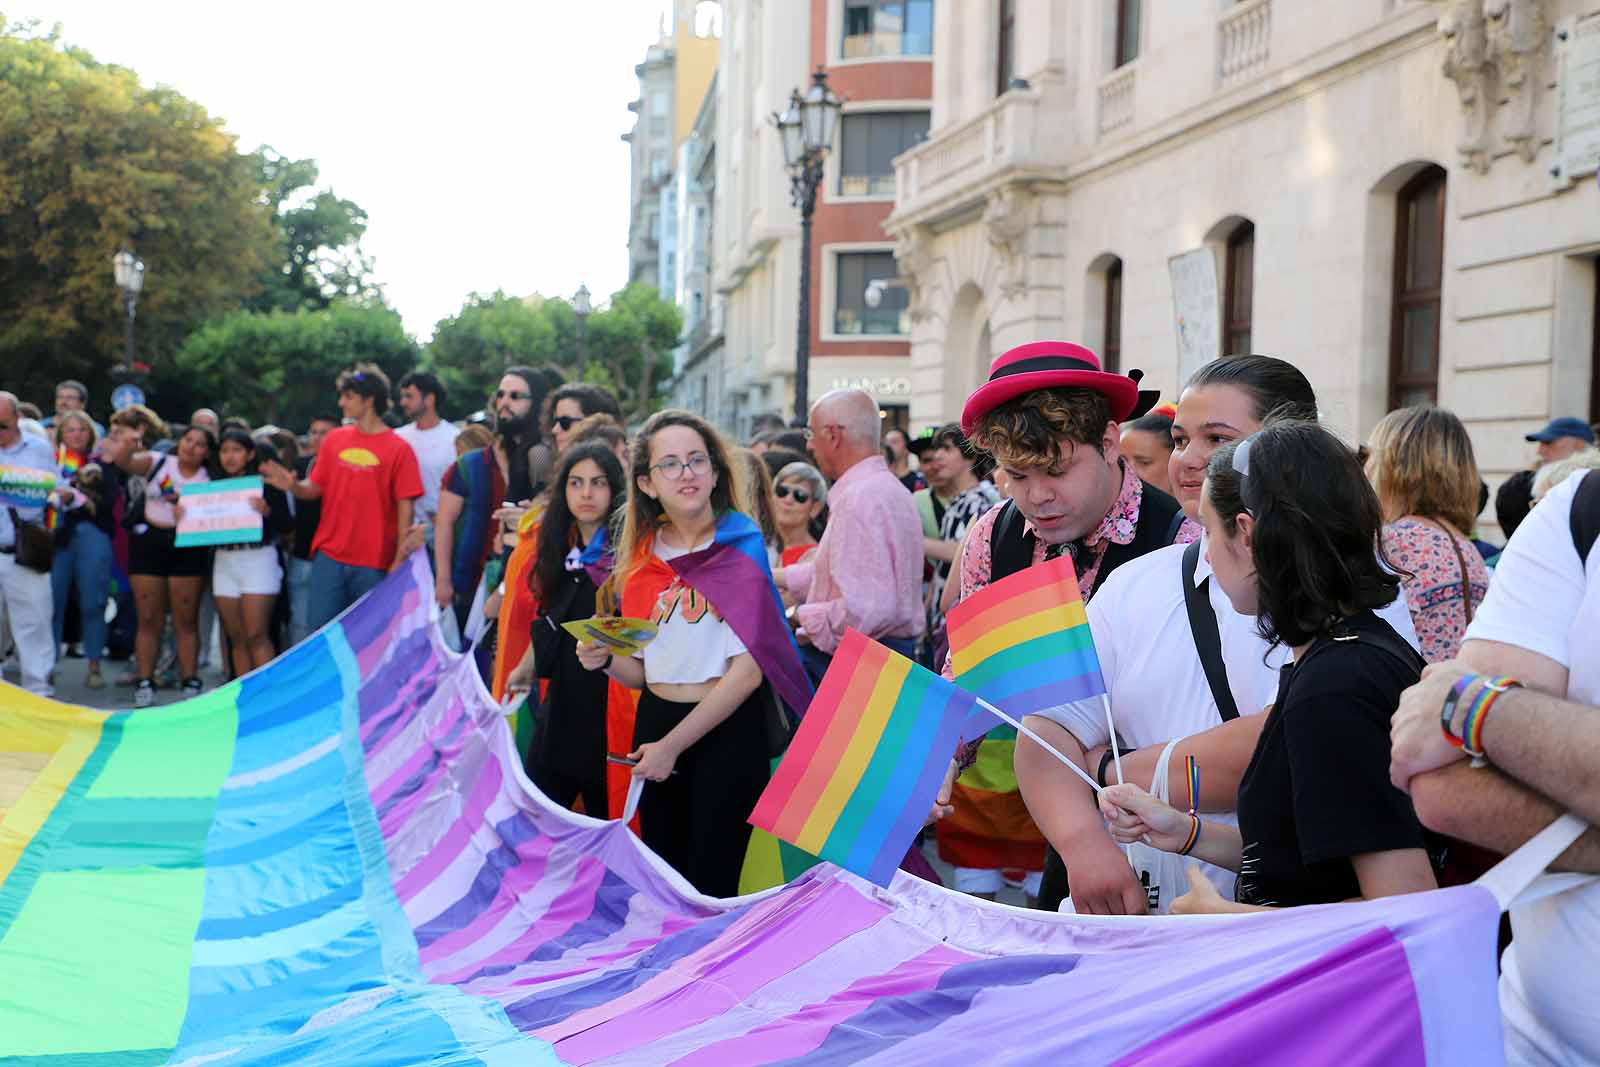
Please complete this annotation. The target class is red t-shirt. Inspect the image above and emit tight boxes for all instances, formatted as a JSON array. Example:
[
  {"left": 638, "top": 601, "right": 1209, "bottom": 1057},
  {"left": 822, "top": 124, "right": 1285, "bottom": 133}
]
[{"left": 310, "top": 425, "right": 424, "bottom": 571}]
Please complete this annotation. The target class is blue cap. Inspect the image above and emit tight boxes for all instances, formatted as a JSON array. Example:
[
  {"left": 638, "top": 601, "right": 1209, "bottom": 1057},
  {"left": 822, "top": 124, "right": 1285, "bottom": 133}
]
[{"left": 1526, "top": 417, "right": 1596, "bottom": 444}]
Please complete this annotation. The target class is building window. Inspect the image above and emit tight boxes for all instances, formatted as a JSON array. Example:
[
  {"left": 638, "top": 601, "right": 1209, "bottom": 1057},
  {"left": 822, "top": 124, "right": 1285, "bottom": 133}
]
[
  {"left": 1114, "top": 0, "right": 1141, "bottom": 68},
  {"left": 1104, "top": 259, "right": 1123, "bottom": 374},
  {"left": 1223, "top": 222, "right": 1254, "bottom": 356},
  {"left": 838, "top": 110, "right": 930, "bottom": 196},
  {"left": 842, "top": 0, "right": 934, "bottom": 59},
  {"left": 1389, "top": 166, "right": 1446, "bottom": 409},
  {"left": 835, "top": 251, "right": 908, "bottom": 335},
  {"left": 997, "top": 0, "right": 1016, "bottom": 95}
]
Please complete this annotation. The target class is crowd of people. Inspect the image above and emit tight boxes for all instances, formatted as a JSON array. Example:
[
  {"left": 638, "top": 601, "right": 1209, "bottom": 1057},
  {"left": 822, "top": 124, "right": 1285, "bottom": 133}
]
[{"left": 3, "top": 342, "right": 1599, "bottom": 1060}]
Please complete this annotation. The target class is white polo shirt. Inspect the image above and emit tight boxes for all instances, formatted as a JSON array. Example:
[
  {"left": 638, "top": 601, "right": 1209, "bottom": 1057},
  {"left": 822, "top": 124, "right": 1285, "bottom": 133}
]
[
  {"left": 1462, "top": 471, "right": 1600, "bottom": 1066},
  {"left": 1035, "top": 538, "right": 1421, "bottom": 897}
]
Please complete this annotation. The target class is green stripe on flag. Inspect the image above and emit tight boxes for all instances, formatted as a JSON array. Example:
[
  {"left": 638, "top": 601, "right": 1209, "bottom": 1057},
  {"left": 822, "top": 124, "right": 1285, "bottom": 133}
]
[
  {"left": 819, "top": 665, "right": 932, "bottom": 863},
  {"left": 954, "top": 626, "right": 1097, "bottom": 691}
]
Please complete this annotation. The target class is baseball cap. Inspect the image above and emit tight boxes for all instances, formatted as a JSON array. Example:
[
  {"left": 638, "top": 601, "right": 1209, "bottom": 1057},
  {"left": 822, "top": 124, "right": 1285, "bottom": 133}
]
[{"left": 1525, "top": 417, "right": 1596, "bottom": 444}]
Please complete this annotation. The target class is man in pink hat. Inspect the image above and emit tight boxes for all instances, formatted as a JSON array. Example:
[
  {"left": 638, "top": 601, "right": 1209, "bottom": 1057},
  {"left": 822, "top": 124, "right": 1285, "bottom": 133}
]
[{"left": 938, "top": 340, "right": 1180, "bottom": 912}]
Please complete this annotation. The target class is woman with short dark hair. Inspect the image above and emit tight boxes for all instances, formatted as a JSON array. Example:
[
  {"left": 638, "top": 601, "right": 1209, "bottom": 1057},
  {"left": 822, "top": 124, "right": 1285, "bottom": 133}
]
[{"left": 1099, "top": 421, "right": 1439, "bottom": 911}]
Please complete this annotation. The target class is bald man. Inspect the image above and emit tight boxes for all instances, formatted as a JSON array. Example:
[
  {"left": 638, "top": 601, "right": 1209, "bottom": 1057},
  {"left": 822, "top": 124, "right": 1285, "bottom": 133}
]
[
  {"left": 0, "top": 391, "right": 61, "bottom": 694},
  {"left": 775, "top": 389, "right": 924, "bottom": 682}
]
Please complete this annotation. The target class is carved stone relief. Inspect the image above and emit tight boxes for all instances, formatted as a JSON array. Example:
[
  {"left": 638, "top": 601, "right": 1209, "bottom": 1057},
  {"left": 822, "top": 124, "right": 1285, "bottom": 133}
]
[
  {"left": 892, "top": 227, "right": 936, "bottom": 323},
  {"left": 983, "top": 185, "right": 1034, "bottom": 301},
  {"left": 1438, "top": 0, "right": 1552, "bottom": 173}
]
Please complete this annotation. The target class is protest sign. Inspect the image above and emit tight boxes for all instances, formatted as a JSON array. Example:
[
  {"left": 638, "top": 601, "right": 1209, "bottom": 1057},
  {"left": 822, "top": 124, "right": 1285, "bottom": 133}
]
[
  {"left": 175, "top": 476, "right": 263, "bottom": 547},
  {"left": 0, "top": 463, "right": 56, "bottom": 511}
]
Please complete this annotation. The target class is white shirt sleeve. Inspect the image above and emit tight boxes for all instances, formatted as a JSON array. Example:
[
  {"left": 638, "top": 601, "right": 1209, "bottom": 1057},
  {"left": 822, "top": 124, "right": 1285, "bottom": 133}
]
[{"left": 1464, "top": 472, "right": 1586, "bottom": 669}]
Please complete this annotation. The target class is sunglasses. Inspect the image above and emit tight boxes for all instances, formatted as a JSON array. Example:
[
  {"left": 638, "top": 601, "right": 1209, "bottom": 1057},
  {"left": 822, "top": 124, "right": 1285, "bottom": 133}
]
[
  {"left": 495, "top": 389, "right": 531, "bottom": 401},
  {"left": 553, "top": 415, "right": 581, "bottom": 431},
  {"left": 774, "top": 484, "right": 812, "bottom": 504}
]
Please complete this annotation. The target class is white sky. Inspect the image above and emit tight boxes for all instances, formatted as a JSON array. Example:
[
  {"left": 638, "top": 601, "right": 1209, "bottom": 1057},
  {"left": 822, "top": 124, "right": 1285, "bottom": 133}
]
[{"left": 27, "top": 1, "right": 673, "bottom": 340}]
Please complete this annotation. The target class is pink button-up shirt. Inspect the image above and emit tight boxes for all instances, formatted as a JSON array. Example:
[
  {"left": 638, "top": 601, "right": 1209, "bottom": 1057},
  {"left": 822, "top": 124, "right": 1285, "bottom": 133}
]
[{"left": 787, "top": 455, "right": 925, "bottom": 654}]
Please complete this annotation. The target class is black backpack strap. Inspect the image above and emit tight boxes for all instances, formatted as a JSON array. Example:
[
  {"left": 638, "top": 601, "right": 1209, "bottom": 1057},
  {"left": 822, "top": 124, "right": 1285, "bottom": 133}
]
[
  {"left": 1570, "top": 471, "right": 1600, "bottom": 565},
  {"left": 989, "top": 500, "right": 1034, "bottom": 581},
  {"left": 1163, "top": 509, "right": 1188, "bottom": 546},
  {"left": 1182, "top": 540, "right": 1240, "bottom": 723}
]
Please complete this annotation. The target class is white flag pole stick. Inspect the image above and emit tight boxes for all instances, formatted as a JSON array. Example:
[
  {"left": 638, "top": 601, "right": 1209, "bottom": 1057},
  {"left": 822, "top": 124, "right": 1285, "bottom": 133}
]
[
  {"left": 1102, "top": 694, "right": 1124, "bottom": 785},
  {"left": 974, "top": 697, "right": 1102, "bottom": 795}
]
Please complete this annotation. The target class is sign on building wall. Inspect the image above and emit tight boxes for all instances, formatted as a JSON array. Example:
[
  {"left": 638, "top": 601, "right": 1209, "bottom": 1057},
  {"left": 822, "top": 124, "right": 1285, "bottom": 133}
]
[
  {"left": 1168, "top": 249, "right": 1220, "bottom": 388},
  {"left": 1557, "top": 12, "right": 1600, "bottom": 182}
]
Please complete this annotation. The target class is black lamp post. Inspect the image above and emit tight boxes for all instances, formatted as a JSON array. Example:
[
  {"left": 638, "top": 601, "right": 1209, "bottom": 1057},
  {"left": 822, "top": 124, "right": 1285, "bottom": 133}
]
[
  {"left": 572, "top": 283, "right": 592, "bottom": 378},
  {"left": 111, "top": 250, "right": 145, "bottom": 378},
  {"left": 773, "top": 67, "right": 842, "bottom": 426}
]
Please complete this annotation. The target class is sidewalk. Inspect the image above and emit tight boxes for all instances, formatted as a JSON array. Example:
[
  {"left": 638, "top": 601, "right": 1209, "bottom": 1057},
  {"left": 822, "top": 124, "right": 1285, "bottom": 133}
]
[{"left": 5, "top": 655, "right": 218, "bottom": 710}]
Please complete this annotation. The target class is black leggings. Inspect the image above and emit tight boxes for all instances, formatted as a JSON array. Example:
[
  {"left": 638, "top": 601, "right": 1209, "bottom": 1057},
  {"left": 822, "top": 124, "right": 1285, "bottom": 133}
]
[
  {"left": 533, "top": 766, "right": 608, "bottom": 820},
  {"left": 634, "top": 687, "right": 769, "bottom": 898}
]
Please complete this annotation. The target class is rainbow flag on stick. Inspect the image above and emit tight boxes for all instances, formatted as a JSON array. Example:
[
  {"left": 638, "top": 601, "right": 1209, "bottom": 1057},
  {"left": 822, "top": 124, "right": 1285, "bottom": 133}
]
[
  {"left": 749, "top": 628, "right": 988, "bottom": 886},
  {"left": 947, "top": 553, "right": 1108, "bottom": 716}
]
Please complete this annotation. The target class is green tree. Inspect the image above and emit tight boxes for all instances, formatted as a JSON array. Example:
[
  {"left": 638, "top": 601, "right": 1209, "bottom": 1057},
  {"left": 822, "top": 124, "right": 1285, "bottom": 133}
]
[
  {"left": 251, "top": 147, "right": 379, "bottom": 313},
  {"left": 0, "top": 21, "right": 277, "bottom": 406},
  {"left": 584, "top": 282, "right": 682, "bottom": 419},
  {"left": 423, "top": 291, "right": 565, "bottom": 419},
  {"left": 159, "top": 302, "right": 418, "bottom": 430}
]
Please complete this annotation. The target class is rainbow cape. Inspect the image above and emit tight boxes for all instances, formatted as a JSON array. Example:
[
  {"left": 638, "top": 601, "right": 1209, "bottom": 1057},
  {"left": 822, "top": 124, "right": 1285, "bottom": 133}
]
[
  {"left": 750, "top": 629, "right": 984, "bottom": 886},
  {"left": 0, "top": 552, "right": 1514, "bottom": 1064}
]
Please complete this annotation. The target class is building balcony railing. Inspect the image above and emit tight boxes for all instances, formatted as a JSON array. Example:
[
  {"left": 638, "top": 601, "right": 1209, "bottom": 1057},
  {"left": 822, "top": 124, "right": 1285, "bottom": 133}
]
[
  {"left": 892, "top": 86, "right": 1072, "bottom": 222},
  {"left": 1098, "top": 66, "right": 1136, "bottom": 137},
  {"left": 1218, "top": 0, "right": 1272, "bottom": 88}
]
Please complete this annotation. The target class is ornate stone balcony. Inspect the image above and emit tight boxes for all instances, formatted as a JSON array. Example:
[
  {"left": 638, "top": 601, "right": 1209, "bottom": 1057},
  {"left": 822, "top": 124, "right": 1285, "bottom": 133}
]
[
  {"left": 1098, "top": 66, "right": 1136, "bottom": 136},
  {"left": 1218, "top": 0, "right": 1272, "bottom": 87}
]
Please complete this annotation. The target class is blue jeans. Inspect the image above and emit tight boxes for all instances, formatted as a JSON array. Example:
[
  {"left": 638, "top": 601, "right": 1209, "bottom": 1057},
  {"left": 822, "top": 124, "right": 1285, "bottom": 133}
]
[
  {"left": 306, "top": 552, "right": 387, "bottom": 634},
  {"left": 286, "top": 555, "right": 315, "bottom": 648},
  {"left": 51, "top": 522, "right": 112, "bottom": 661},
  {"left": 800, "top": 634, "right": 918, "bottom": 689}
]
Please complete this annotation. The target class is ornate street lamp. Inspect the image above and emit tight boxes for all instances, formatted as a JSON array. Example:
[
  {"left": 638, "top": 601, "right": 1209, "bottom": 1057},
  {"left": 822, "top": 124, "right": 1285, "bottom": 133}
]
[
  {"left": 773, "top": 67, "right": 842, "bottom": 425},
  {"left": 572, "top": 283, "right": 593, "bottom": 377},
  {"left": 111, "top": 250, "right": 145, "bottom": 377}
]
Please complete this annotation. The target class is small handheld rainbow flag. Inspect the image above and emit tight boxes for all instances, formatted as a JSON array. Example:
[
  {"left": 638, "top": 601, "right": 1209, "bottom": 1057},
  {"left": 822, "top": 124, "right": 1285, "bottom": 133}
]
[
  {"left": 946, "top": 553, "right": 1107, "bottom": 717},
  {"left": 47, "top": 446, "right": 87, "bottom": 531},
  {"left": 748, "top": 629, "right": 986, "bottom": 886}
]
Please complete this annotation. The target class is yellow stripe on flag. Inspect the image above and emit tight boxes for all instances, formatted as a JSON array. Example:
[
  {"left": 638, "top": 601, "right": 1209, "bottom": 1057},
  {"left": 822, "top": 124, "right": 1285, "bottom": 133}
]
[
  {"left": 0, "top": 689, "right": 108, "bottom": 887},
  {"left": 950, "top": 600, "right": 1087, "bottom": 677},
  {"left": 794, "top": 652, "right": 911, "bottom": 855}
]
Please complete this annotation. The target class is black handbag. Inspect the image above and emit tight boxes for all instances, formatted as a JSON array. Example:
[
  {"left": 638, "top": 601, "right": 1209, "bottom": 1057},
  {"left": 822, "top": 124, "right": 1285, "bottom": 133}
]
[{"left": 8, "top": 507, "right": 55, "bottom": 573}]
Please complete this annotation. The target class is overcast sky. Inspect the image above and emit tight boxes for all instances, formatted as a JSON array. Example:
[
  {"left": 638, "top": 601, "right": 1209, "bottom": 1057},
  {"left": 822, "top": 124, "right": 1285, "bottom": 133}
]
[{"left": 29, "top": 1, "right": 673, "bottom": 339}]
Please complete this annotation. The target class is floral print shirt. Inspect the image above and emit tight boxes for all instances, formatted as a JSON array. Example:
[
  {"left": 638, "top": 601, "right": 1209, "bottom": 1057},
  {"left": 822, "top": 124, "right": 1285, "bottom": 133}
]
[{"left": 1382, "top": 517, "right": 1490, "bottom": 663}]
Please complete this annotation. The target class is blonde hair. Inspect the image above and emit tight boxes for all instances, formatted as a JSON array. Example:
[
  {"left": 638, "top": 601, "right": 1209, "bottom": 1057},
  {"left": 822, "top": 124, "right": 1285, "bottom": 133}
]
[
  {"left": 1533, "top": 449, "right": 1600, "bottom": 502},
  {"left": 51, "top": 411, "right": 99, "bottom": 453},
  {"left": 603, "top": 409, "right": 750, "bottom": 610},
  {"left": 1366, "top": 406, "right": 1481, "bottom": 533}
]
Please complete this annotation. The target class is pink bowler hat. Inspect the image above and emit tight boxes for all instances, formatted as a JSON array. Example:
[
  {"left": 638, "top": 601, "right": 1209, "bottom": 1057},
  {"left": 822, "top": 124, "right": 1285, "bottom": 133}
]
[{"left": 959, "top": 340, "right": 1160, "bottom": 436}]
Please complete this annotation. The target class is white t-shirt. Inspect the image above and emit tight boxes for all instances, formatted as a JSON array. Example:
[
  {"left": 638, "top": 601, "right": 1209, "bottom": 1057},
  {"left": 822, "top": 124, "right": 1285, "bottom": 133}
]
[
  {"left": 396, "top": 421, "right": 460, "bottom": 523},
  {"left": 1461, "top": 471, "right": 1600, "bottom": 1066},
  {"left": 635, "top": 536, "right": 748, "bottom": 685},
  {"left": 1033, "top": 538, "right": 1421, "bottom": 898}
]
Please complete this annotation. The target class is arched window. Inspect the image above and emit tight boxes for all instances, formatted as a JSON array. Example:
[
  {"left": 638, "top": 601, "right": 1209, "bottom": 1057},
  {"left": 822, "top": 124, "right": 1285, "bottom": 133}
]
[
  {"left": 1223, "top": 221, "right": 1254, "bottom": 356},
  {"left": 1104, "top": 258, "right": 1124, "bottom": 373},
  {"left": 1389, "top": 166, "right": 1446, "bottom": 409}
]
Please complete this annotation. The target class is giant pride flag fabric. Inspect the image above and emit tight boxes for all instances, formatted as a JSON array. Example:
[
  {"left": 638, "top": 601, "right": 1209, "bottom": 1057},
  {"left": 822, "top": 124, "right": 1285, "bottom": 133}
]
[{"left": 0, "top": 551, "right": 1510, "bottom": 1064}]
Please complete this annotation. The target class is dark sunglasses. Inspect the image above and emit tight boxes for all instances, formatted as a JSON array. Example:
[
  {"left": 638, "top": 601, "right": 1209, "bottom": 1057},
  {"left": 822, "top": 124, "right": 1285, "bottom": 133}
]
[
  {"left": 495, "top": 389, "right": 531, "bottom": 401},
  {"left": 553, "top": 415, "right": 581, "bottom": 431},
  {"left": 774, "top": 484, "right": 812, "bottom": 504}
]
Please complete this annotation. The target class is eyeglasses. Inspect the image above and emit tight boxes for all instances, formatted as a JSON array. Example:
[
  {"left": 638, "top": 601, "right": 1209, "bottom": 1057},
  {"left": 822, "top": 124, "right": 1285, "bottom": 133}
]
[
  {"left": 651, "top": 453, "right": 713, "bottom": 480},
  {"left": 774, "top": 484, "right": 812, "bottom": 504},
  {"left": 553, "top": 415, "right": 581, "bottom": 431},
  {"left": 801, "top": 424, "right": 844, "bottom": 441},
  {"left": 495, "top": 390, "right": 531, "bottom": 401}
]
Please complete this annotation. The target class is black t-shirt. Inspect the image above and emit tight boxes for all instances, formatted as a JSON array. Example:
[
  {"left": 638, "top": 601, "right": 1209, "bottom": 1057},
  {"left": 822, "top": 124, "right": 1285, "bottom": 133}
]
[
  {"left": 291, "top": 454, "right": 323, "bottom": 560},
  {"left": 532, "top": 567, "right": 609, "bottom": 781},
  {"left": 1235, "top": 611, "right": 1428, "bottom": 908}
]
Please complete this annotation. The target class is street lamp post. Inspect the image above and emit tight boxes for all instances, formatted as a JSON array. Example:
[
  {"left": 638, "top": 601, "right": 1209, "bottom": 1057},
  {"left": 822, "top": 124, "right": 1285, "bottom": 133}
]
[
  {"left": 572, "top": 283, "right": 592, "bottom": 378},
  {"left": 773, "top": 67, "right": 842, "bottom": 426},
  {"left": 111, "top": 250, "right": 146, "bottom": 378}
]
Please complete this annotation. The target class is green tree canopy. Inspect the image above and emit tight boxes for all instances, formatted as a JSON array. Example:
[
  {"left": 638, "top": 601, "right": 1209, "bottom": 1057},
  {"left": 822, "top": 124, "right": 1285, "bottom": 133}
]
[
  {"left": 159, "top": 302, "right": 418, "bottom": 430},
  {"left": 422, "top": 284, "right": 681, "bottom": 420},
  {"left": 251, "top": 147, "right": 379, "bottom": 313},
  {"left": 0, "top": 21, "right": 277, "bottom": 407}
]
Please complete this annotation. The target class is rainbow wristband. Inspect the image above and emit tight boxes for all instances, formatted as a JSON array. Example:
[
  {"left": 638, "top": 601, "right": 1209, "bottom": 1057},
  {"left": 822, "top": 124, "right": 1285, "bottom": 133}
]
[
  {"left": 1460, "top": 676, "right": 1520, "bottom": 763},
  {"left": 1439, "top": 673, "right": 1482, "bottom": 748},
  {"left": 1177, "top": 815, "right": 1201, "bottom": 856}
]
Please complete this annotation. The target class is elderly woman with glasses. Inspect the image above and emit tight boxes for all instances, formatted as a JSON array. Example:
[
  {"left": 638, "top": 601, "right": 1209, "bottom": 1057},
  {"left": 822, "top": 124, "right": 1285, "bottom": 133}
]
[{"left": 772, "top": 461, "right": 826, "bottom": 570}]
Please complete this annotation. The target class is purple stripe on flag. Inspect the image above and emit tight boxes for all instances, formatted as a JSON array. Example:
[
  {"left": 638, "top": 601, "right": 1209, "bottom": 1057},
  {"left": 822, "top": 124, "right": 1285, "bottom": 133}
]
[
  {"left": 375, "top": 725, "right": 476, "bottom": 840},
  {"left": 666, "top": 944, "right": 970, "bottom": 1066},
  {"left": 390, "top": 756, "right": 503, "bottom": 902},
  {"left": 1109, "top": 927, "right": 1426, "bottom": 1067},
  {"left": 866, "top": 685, "right": 977, "bottom": 886},
  {"left": 414, "top": 831, "right": 559, "bottom": 956},
  {"left": 980, "top": 666, "right": 1109, "bottom": 716},
  {"left": 354, "top": 585, "right": 422, "bottom": 677},
  {"left": 369, "top": 703, "right": 468, "bottom": 814},
  {"left": 453, "top": 869, "right": 642, "bottom": 987},
  {"left": 548, "top": 878, "right": 887, "bottom": 1063}
]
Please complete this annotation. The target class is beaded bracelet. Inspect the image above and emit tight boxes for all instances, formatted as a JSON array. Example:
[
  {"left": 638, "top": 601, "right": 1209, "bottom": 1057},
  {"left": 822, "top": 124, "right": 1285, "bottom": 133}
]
[
  {"left": 1439, "top": 673, "right": 1482, "bottom": 748},
  {"left": 1459, "top": 676, "right": 1520, "bottom": 765}
]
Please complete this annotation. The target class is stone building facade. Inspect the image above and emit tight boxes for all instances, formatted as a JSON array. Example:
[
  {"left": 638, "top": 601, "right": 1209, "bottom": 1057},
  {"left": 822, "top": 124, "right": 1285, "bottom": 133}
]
[{"left": 886, "top": 0, "right": 1600, "bottom": 509}]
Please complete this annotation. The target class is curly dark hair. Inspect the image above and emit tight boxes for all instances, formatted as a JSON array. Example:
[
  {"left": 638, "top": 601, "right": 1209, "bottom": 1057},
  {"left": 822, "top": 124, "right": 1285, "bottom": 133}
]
[
  {"left": 1207, "top": 421, "right": 1400, "bottom": 650},
  {"left": 972, "top": 387, "right": 1112, "bottom": 470},
  {"left": 530, "top": 442, "right": 626, "bottom": 601}
]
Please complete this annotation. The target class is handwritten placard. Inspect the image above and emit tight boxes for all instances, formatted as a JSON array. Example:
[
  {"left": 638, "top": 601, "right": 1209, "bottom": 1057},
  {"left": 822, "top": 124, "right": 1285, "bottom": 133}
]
[
  {"left": 176, "top": 476, "right": 263, "bottom": 547},
  {"left": 0, "top": 464, "right": 57, "bottom": 511}
]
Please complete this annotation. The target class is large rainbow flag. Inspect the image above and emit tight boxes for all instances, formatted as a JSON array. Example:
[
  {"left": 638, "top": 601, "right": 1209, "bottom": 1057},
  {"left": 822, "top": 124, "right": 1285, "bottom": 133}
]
[{"left": 0, "top": 552, "right": 1513, "bottom": 1064}]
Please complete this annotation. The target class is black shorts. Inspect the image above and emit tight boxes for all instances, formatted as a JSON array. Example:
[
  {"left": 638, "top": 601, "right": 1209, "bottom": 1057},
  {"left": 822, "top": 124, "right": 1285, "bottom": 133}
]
[{"left": 128, "top": 526, "right": 211, "bottom": 579}]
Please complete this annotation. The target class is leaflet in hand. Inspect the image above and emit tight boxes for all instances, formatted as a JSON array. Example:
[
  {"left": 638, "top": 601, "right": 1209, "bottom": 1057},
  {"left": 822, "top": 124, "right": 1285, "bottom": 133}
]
[{"left": 561, "top": 616, "right": 658, "bottom": 655}]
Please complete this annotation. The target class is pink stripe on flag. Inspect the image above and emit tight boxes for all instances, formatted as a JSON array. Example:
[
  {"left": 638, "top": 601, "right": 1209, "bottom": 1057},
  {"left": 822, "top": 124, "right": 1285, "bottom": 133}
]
[
  {"left": 376, "top": 725, "right": 476, "bottom": 841},
  {"left": 417, "top": 832, "right": 561, "bottom": 966},
  {"left": 432, "top": 856, "right": 607, "bottom": 986},
  {"left": 368, "top": 702, "right": 468, "bottom": 812},
  {"left": 391, "top": 755, "right": 503, "bottom": 903},
  {"left": 357, "top": 586, "right": 422, "bottom": 677}
]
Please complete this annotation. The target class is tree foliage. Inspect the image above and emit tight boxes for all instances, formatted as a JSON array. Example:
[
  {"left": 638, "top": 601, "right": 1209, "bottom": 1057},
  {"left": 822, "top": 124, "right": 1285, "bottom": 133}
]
[
  {"left": 423, "top": 284, "right": 681, "bottom": 420},
  {"left": 0, "top": 22, "right": 277, "bottom": 406},
  {"left": 161, "top": 303, "right": 418, "bottom": 430},
  {"left": 251, "top": 147, "right": 379, "bottom": 313}
]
